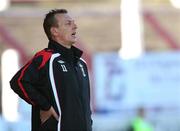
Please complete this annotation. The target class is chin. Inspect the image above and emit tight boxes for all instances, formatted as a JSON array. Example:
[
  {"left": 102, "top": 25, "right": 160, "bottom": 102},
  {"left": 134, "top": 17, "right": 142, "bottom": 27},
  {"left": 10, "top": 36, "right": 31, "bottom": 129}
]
[
  {"left": 71, "top": 40, "right": 77, "bottom": 44},
  {"left": 68, "top": 41, "right": 76, "bottom": 46},
  {"left": 68, "top": 38, "right": 77, "bottom": 45}
]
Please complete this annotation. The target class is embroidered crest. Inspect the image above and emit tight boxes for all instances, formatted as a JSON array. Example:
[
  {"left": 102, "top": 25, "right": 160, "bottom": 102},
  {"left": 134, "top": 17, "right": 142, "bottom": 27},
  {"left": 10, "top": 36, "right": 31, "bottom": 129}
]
[{"left": 79, "top": 63, "right": 86, "bottom": 77}]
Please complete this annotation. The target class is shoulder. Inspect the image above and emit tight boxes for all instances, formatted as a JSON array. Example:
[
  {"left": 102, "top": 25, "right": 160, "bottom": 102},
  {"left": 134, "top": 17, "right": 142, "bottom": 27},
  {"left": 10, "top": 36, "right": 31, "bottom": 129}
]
[
  {"left": 79, "top": 57, "right": 88, "bottom": 70},
  {"left": 34, "top": 48, "right": 54, "bottom": 57},
  {"left": 79, "top": 57, "right": 87, "bottom": 65},
  {"left": 33, "top": 48, "right": 54, "bottom": 69}
]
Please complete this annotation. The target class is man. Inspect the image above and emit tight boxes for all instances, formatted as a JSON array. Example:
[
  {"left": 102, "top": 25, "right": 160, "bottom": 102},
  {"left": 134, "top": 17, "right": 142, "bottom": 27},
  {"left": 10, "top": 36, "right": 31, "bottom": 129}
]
[
  {"left": 10, "top": 9, "right": 92, "bottom": 131},
  {"left": 128, "top": 107, "right": 153, "bottom": 131}
]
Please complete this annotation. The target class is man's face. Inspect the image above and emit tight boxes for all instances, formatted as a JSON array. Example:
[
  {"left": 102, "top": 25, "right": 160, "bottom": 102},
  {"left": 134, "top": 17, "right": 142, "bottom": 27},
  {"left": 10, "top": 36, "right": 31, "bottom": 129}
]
[{"left": 52, "top": 13, "right": 77, "bottom": 46}]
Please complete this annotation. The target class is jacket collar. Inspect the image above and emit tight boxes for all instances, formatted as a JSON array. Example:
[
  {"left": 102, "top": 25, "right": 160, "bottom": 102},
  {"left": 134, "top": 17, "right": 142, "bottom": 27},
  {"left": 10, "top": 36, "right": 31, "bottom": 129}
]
[{"left": 48, "top": 40, "right": 83, "bottom": 63}]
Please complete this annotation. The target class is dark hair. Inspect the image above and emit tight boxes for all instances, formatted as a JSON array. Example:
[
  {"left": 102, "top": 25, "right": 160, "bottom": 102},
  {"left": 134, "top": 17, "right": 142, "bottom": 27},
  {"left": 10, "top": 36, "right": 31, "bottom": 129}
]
[{"left": 43, "top": 9, "right": 68, "bottom": 40}]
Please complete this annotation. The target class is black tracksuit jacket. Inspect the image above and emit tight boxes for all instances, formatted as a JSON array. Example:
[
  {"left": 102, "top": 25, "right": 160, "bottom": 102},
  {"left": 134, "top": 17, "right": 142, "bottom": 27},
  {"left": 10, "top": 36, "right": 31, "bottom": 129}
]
[{"left": 10, "top": 40, "right": 92, "bottom": 131}]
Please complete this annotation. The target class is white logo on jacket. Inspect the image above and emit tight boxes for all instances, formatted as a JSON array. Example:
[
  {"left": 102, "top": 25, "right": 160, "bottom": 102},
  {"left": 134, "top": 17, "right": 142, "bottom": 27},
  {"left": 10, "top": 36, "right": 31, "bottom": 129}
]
[
  {"left": 58, "top": 60, "right": 65, "bottom": 64},
  {"left": 61, "top": 65, "right": 68, "bottom": 72},
  {"left": 58, "top": 60, "right": 68, "bottom": 72}
]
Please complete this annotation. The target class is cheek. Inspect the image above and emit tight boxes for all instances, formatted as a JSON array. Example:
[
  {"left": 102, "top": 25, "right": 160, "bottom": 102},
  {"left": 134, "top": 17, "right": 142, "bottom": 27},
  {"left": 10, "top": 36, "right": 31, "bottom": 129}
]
[
  {"left": 65, "top": 32, "right": 72, "bottom": 39},
  {"left": 59, "top": 31, "right": 67, "bottom": 39},
  {"left": 58, "top": 29, "right": 72, "bottom": 40}
]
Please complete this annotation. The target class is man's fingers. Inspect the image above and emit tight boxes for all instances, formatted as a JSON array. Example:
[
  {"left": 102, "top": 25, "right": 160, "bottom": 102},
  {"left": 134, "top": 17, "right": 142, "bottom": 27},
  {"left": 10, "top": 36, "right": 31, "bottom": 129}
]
[
  {"left": 53, "top": 110, "right": 59, "bottom": 121},
  {"left": 51, "top": 107, "right": 59, "bottom": 121},
  {"left": 40, "top": 107, "right": 59, "bottom": 123}
]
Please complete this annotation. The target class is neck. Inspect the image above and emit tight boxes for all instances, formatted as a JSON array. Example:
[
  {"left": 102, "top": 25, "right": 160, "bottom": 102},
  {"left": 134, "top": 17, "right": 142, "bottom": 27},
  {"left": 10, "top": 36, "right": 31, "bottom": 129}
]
[{"left": 52, "top": 38, "right": 72, "bottom": 49}]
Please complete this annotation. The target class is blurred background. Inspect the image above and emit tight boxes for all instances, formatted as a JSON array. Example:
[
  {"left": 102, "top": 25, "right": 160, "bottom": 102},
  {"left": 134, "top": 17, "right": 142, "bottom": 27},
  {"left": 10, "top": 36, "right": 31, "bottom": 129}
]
[{"left": 0, "top": 0, "right": 180, "bottom": 131}]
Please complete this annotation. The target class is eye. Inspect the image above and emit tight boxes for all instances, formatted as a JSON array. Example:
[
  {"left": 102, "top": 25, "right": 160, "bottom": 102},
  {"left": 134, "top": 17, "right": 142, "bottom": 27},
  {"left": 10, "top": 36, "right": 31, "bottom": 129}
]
[{"left": 66, "top": 21, "right": 71, "bottom": 25}]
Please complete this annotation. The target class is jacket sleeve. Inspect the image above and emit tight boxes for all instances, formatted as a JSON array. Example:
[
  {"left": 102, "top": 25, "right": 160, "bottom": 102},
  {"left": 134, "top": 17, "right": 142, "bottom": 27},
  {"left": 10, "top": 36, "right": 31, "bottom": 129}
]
[{"left": 10, "top": 54, "right": 51, "bottom": 111}]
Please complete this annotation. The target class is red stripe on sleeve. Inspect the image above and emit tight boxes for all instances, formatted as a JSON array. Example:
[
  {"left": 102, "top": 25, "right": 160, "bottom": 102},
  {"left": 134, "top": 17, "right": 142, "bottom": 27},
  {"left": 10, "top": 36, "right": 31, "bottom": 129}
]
[{"left": 18, "top": 60, "right": 35, "bottom": 105}]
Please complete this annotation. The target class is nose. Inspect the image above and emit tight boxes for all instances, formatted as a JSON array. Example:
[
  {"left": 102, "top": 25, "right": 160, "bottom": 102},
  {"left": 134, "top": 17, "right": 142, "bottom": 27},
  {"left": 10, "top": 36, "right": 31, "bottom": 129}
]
[{"left": 73, "top": 21, "right": 77, "bottom": 29}]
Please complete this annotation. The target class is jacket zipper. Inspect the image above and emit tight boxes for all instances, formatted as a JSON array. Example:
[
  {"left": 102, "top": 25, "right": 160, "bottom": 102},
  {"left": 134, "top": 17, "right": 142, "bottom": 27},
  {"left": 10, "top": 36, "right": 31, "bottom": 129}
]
[{"left": 74, "top": 64, "right": 87, "bottom": 130}]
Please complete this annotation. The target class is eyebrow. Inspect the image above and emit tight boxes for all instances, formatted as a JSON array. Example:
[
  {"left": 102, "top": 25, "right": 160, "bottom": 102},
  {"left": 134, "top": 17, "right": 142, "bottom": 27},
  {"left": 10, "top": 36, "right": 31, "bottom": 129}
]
[
  {"left": 65, "top": 20, "right": 74, "bottom": 25},
  {"left": 66, "top": 19, "right": 73, "bottom": 22}
]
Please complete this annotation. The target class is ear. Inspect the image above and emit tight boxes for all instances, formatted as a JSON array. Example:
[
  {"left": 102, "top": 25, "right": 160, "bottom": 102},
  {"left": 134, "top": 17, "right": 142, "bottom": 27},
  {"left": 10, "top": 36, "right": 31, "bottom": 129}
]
[{"left": 50, "top": 27, "right": 59, "bottom": 37}]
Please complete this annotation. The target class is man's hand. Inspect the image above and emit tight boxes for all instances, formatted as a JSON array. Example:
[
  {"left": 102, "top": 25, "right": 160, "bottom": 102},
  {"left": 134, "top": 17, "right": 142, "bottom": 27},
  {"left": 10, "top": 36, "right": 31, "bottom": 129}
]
[{"left": 40, "top": 106, "right": 59, "bottom": 124}]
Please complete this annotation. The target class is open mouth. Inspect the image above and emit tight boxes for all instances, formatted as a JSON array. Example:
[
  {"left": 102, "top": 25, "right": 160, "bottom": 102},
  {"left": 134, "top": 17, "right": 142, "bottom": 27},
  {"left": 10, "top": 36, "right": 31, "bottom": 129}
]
[{"left": 71, "top": 32, "right": 76, "bottom": 37}]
